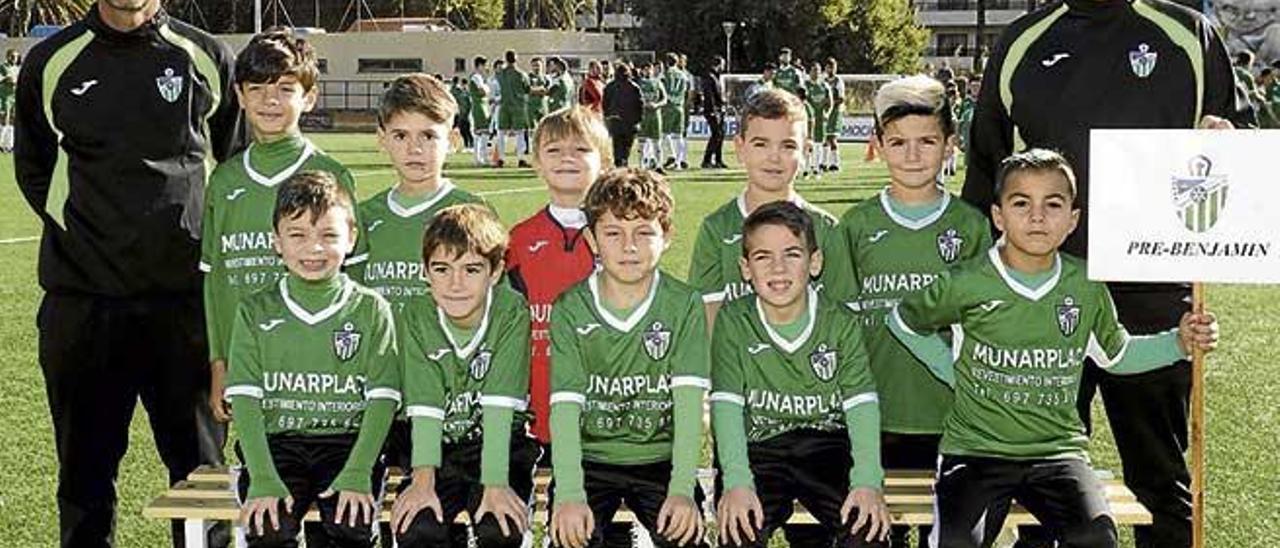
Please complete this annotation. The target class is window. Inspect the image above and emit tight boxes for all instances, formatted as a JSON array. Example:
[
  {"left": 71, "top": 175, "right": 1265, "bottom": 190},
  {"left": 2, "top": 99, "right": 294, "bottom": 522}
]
[
  {"left": 454, "top": 57, "right": 467, "bottom": 73},
  {"left": 936, "top": 33, "right": 969, "bottom": 57},
  {"left": 317, "top": 59, "right": 329, "bottom": 75},
  {"left": 358, "top": 58, "right": 423, "bottom": 74}
]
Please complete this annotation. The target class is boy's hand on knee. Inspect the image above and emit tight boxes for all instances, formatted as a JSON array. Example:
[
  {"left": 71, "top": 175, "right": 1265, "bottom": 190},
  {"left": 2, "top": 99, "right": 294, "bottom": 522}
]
[
  {"left": 477, "top": 485, "right": 529, "bottom": 537},
  {"left": 1178, "top": 311, "right": 1220, "bottom": 354},
  {"left": 716, "top": 486, "right": 762, "bottom": 546},
  {"left": 391, "top": 479, "right": 443, "bottom": 534},
  {"left": 551, "top": 501, "right": 594, "bottom": 548},
  {"left": 324, "top": 489, "right": 376, "bottom": 529},
  {"left": 240, "top": 495, "right": 293, "bottom": 537},
  {"left": 209, "top": 359, "right": 231, "bottom": 423},
  {"left": 841, "top": 487, "right": 890, "bottom": 543},
  {"left": 658, "top": 494, "right": 704, "bottom": 546}
]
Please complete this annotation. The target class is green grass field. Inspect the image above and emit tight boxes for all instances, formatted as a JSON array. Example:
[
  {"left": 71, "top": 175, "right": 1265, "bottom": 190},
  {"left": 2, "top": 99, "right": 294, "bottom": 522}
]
[{"left": 0, "top": 135, "right": 1275, "bottom": 546}]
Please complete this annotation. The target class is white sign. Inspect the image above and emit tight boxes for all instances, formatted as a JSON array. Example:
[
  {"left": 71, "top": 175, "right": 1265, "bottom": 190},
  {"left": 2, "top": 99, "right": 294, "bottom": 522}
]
[
  {"left": 685, "top": 115, "right": 877, "bottom": 142},
  {"left": 1088, "top": 129, "right": 1280, "bottom": 284}
]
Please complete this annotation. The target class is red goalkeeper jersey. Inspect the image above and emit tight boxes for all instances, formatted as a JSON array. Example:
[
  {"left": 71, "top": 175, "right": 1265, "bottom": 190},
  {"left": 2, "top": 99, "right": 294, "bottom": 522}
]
[{"left": 506, "top": 205, "right": 595, "bottom": 443}]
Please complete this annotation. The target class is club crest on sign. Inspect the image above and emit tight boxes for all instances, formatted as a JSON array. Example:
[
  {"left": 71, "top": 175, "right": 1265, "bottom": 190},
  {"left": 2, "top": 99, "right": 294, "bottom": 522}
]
[
  {"left": 642, "top": 321, "right": 671, "bottom": 361},
  {"left": 469, "top": 349, "right": 493, "bottom": 381},
  {"left": 1171, "top": 155, "right": 1228, "bottom": 233},
  {"left": 1129, "top": 43, "right": 1157, "bottom": 78},
  {"left": 156, "top": 67, "right": 183, "bottom": 103},
  {"left": 936, "top": 228, "right": 964, "bottom": 264},
  {"left": 333, "top": 322, "right": 362, "bottom": 362},
  {"left": 809, "top": 343, "right": 838, "bottom": 382},
  {"left": 1056, "top": 296, "right": 1081, "bottom": 337}
]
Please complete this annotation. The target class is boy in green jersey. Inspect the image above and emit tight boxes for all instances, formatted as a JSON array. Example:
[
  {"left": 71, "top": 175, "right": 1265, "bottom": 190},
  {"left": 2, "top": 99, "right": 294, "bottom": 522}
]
[
  {"left": 548, "top": 169, "right": 709, "bottom": 548},
  {"left": 689, "top": 88, "right": 843, "bottom": 332},
  {"left": 660, "top": 52, "right": 692, "bottom": 170},
  {"left": 527, "top": 57, "right": 551, "bottom": 133},
  {"left": 203, "top": 29, "right": 360, "bottom": 423},
  {"left": 637, "top": 60, "right": 668, "bottom": 171},
  {"left": 226, "top": 172, "right": 400, "bottom": 547},
  {"left": 391, "top": 204, "right": 540, "bottom": 547},
  {"left": 496, "top": 50, "right": 533, "bottom": 168},
  {"left": 888, "top": 150, "right": 1220, "bottom": 547},
  {"left": 546, "top": 57, "right": 576, "bottom": 113},
  {"left": 0, "top": 48, "right": 19, "bottom": 152},
  {"left": 828, "top": 74, "right": 990, "bottom": 546},
  {"left": 801, "top": 63, "right": 832, "bottom": 180},
  {"left": 469, "top": 56, "right": 494, "bottom": 166},
  {"left": 352, "top": 74, "right": 486, "bottom": 314},
  {"left": 821, "top": 58, "right": 845, "bottom": 172},
  {"left": 711, "top": 201, "right": 890, "bottom": 548}
]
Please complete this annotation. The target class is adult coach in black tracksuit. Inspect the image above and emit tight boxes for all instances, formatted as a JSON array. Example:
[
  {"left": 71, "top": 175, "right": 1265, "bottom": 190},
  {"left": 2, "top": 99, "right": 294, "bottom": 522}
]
[
  {"left": 699, "top": 56, "right": 728, "bottom": 169},
  {"left": 962, "top": 1, "right": 1253, "bottom": 546},
  {"left": 14, "top": 1, "right": 240, "bottom": 546}
]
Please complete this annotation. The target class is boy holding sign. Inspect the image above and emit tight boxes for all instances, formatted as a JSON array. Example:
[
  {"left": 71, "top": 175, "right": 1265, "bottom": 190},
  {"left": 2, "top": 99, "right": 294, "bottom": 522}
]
[{"left": 888, "top": 150, "right": 1219, "bottom": 547}]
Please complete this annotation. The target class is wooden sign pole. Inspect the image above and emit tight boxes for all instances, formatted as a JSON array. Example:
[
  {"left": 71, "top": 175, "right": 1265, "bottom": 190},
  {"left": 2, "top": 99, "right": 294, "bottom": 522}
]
[{"left": 1191, "top": 282, "right": 1206, "bottom": 548}]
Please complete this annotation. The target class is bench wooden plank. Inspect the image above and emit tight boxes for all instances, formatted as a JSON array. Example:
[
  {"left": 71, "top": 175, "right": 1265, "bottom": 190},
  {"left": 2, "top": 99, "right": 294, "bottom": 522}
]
[{"left": 159, "top": 466, "right": 1150, "bottom": 527}]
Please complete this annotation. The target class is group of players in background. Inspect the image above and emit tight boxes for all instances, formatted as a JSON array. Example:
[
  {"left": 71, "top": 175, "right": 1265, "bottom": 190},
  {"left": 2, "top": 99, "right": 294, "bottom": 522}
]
[{"left": 198, "top": 24, "right": 1222, "bottom": 548}]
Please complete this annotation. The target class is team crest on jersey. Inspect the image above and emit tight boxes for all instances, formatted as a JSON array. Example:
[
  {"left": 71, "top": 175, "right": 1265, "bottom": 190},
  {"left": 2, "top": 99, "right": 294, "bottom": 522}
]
[
  {"left": 809, "top": 343, "right": 838, "bottom": 382},
  {"left": 469, "top": 349, "right": 493, "bottom": 381},
  {"left": 642, "top": 321, "right": 672, "bottom": 361},
  {"left": 936, "top": 228, "right": 964, "bottom": 264},
  {"left": 1171, "top": 155, "right": 1228, "bottom": 233},
  {"left": 156, "top": 68, "right": 183, "bottom": 103},
  {"left": 1056, "top": 296, "right": 1081, "bottom": 337},
  {"left": 332, "top": 322, "right": 362, "bottom": 362},
  {"left": 1129, "top": 44, "right": 1157, "bottom": 78}
]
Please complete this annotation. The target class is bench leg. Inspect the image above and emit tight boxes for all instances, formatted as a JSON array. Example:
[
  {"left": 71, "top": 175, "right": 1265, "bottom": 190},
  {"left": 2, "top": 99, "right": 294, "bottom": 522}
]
[{"left": 184, "top": 518, "right": 209, "bottom": 548}]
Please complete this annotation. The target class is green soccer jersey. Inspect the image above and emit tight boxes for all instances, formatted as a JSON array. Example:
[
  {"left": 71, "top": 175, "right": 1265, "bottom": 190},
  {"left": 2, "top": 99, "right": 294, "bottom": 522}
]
[
  {"left": 224, "top": 274, "right": 401, "bottom": 436},
  {"left": 352, "top": 182, "right": 485, "bottom": 312},
  {"left": 688, "top": 193, "right": 842, "bottom": 304},
  {"left": 201, "top": 135, "right": 359, "bottom": 362},
  {"left": 662, "top": 68, "right": 690, "bottom": 107},
  {"left": 774, "top": 65, "right": 805, "bottom": 94},
  {"left": 831, "top": 190, "right": 991, "bottom": 434},
  {"left": 498, "top": 66, "right": 531, "bottom": 108},
  {"left": 402, "top": 284, "right": 531, "bottom": 446},
  {"left": 804, "top": 79, "right": 831, "bottom": 119},
  {"left": 527, "top": 72, "right": 550, "bottom": 122},
  {"left": 0, "top": 61, "right": 18, "bottom": 95},
  {"left": 549, "top": 270, "right": 710, "bottom": 465},
  {"left": 709, "top": 290, "right": 878, "bottom": 442},
  {"left": 891, "top": 248, "right": 1138, "bottom": 460},
  {"left": 547, "top": 72, "right": 575, "bottom": 112},
  {"left": 451, "top": 82, "right": 472, "bottom": 119},
  {"left": 640, "top": 76, "right": 667, "bottom": 111}
]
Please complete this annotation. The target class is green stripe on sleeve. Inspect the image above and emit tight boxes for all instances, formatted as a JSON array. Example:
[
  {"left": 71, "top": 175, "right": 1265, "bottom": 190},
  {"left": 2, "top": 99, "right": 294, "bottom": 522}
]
[
  {"left": 40, "top": 30, "right": 95, "bottom": 229},
  {"left": 1133, "top": 2, "right": 1205, "bottom": 123}
]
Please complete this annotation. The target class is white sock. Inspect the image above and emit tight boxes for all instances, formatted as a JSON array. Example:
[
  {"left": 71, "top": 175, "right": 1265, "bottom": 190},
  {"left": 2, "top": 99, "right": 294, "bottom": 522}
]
[
  {"left": 497, "top": 132, "right": 508, "bottom": 159},
  {"left": 832, "top": 145, "right": 842, "bottom": 167},
  {"left": 677, "top": 138, "right": 688, "bottom": 164},
  {"left": 473, "top": 132, "right": 485, "bottom": 164},
  {"left": 516, "top": 131, "right": 527, "bottom": 159}
]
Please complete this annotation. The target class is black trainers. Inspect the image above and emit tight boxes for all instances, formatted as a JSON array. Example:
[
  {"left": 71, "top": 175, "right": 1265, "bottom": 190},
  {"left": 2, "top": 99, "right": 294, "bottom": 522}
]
[
  {"left": 679, "top": 161, "right": 689, "bottom": 170},
  {"left": 662, "top": 157, "right": 677, "bottom": 169},
  {"left": 518, "top": 160, "right": 532, "bottom": 168}
]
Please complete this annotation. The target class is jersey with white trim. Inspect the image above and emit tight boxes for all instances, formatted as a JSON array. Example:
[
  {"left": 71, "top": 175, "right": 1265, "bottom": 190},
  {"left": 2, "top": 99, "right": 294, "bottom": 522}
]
[
  {"left": 662, "top": 68, "right": 691, "bottom": 106},
  {"left": 402, "top": 284, "right": 531, "bottom": 444},
  {"left": 710, "top": 291, "right": 877, "bottom": 442},
  {"left": 200, "top": 136, "right": 358, "bottom": 362},
  {"left": 831, "top": 190, "right": 991, "bottom": 434},
  {"left": 505, "top": 207, "right": 595, "bottom": 443},
  {"left": 773, "top": 65, "right": 805, "bottom": 95},
  {"left": 353, "top": 182, "right": 485, "bottom": 312},
  {"left": 224, "top": 275, "right": 400, "bottom": 437},
  {"left": 547, "top": 72, "right": 575, "bottom": 112},
  {"left": 688, "top": 193, "right": 841, "bottom": 304},
  {"left": 892, "top": 248, "right": 1129, "bottom": 460},
  {"left": 549, "top": 271, "right": 710, "bottom": 465},
  {"left": 527, "top": 72, "right": 550, "bottom": 121}
]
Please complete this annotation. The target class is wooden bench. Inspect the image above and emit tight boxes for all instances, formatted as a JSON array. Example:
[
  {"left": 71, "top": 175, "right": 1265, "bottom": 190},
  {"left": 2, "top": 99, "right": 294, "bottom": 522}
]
[{"left": 144, "top": 466, "right": 1151, "bottom": 547}]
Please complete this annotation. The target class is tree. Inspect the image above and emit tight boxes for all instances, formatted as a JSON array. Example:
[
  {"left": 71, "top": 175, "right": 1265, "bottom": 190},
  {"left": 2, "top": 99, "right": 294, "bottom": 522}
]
[
  {"left": 1, "top": 0, "right": 93, "bottom": 36},
  {"left": 632, "top": 0, "right": 926, "bottom": 74}
]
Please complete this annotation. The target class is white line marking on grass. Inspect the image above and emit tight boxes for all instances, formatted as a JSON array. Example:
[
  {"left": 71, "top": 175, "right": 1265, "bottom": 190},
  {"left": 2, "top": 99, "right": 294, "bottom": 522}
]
[
  {"left": 476, "top": 186, "right": 545, "bottom": 197},
  {"left": 0, "top": 236, "right": 38, "bottom": 244}
]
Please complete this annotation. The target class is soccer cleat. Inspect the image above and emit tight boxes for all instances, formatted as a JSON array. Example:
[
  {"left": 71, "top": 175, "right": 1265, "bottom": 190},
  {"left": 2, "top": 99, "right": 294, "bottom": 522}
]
[
  {"left": 679, "top": 161, "right": 689, "bottom": 170},
  {"left": 518, "top": 160, "right": 532, "bottom": 168},
  {"left": 663, "top": 157, "right": 676, "bottom": 169},
  {"left": 493, "top": 159, "right": 505, "bottom": 168}
]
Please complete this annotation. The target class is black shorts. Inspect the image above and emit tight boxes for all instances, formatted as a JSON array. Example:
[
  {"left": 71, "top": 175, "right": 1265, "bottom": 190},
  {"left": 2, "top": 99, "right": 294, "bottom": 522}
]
[
  {"left": 550, "top": 459, "right": 709, "bottom": 548},
  {"left": 716, "top": 429, "right": 885, "bottom": 548},
  {"left": 234, "top": 434, "right": 387, "bottom": 548},
  {"left": 931, "top": 455, "right": 1117, "bottom": 548},
  {"left": 394, "top": 431, "right": 541, "bottom": 547}
]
